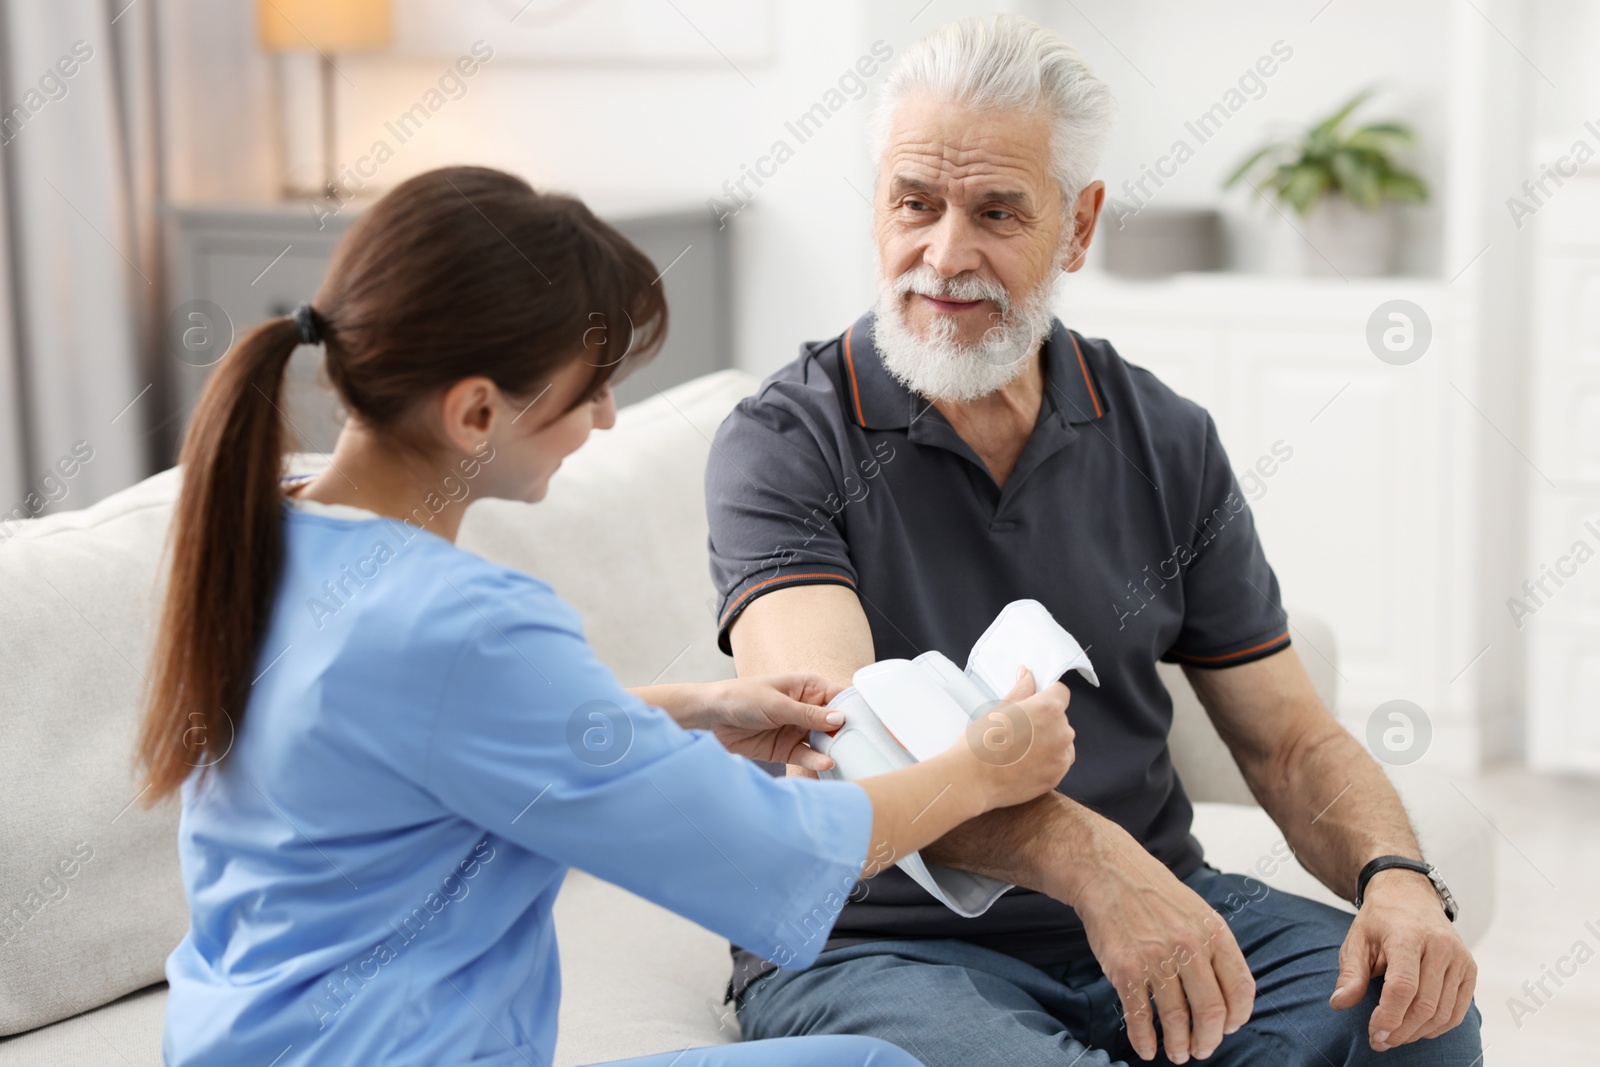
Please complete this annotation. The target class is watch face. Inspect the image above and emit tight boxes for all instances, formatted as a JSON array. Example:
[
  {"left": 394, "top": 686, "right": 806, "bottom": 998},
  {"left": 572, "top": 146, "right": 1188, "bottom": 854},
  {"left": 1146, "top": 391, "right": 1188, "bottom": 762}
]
[{"left": 1427, "top": 866, "right": 1459, "bottom": 921}]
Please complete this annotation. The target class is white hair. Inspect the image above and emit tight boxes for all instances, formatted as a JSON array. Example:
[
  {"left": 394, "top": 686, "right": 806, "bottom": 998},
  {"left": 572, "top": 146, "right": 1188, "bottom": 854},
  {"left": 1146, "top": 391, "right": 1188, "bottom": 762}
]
[{"left": 869, "top": 14, "right": 1118, "bottom": 205}]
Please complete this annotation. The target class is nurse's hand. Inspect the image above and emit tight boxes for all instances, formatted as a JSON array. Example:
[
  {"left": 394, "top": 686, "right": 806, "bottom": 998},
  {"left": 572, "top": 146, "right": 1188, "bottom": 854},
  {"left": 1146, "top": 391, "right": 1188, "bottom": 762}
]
[
  {"left": 702, "top": 674, "right": 850, "bottom": 772},
  {"left": 952, "top": 667, "right": 1076, "bottom": 810},
  {"left": 636, "top": 675, "right": 847, "bottom": 773}
]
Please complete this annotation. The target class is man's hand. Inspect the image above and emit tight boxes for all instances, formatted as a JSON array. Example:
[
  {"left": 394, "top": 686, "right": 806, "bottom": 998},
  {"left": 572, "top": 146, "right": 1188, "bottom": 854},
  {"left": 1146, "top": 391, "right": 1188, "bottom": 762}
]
[
  {"left": 1330, "top": 870, "right": 1476, "bottom": 1051},
  {"left": 1075, "top": 834, "right": 1255, "bottom": 1063}
]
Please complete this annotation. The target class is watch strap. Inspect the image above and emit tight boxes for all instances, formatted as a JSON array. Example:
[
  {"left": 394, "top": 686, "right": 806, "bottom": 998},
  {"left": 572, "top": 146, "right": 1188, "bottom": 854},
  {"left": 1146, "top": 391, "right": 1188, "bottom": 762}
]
[{"left": 1354, "top": 855, "right": 1456, "bottom": 921}]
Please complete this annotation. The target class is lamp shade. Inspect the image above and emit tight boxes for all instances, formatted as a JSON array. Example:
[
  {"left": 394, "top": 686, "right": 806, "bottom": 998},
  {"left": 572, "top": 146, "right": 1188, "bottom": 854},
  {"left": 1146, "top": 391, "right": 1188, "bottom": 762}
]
[{"left": 257, "top": 0, "right": 392, "bottom": 52}]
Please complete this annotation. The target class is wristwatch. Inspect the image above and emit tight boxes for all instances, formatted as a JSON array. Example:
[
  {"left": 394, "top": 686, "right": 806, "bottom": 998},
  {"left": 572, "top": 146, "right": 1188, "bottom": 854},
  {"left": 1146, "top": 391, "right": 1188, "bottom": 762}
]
[{"left": 1354, "top": 855, "right": 1459, "bottom": 922}]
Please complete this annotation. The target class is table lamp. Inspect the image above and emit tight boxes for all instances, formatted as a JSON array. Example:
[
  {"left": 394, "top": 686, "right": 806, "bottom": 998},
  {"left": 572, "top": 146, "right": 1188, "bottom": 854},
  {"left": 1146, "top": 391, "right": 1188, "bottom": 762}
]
[{"left": 257, "top": 0, "right": 392, "bottom": 200}]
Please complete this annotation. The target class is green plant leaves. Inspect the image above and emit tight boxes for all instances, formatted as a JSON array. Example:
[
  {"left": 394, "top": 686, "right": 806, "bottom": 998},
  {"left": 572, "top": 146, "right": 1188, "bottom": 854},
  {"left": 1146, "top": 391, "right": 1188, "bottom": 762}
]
[
  {"left": 1222, "top": 86, "right": 1428, "bottom": 215},
  {"left": 1222, "top": 141, "right": 1292, "bottom": 190},
  {"left": 1331, "top": 148, "right": 1382, "bottom": 208},
  {"left": 1379, "top": 171, "right": 1428, "bottom": 202},
  {"left": 1309, "top": 86, "right": 1377, "bottom": 141},
  {"left": 1347, "top": 122, "right": 1414, "bottom": 152},
  {"left": 1281, "top": 163, "right": 1330, "bottom": 214}
]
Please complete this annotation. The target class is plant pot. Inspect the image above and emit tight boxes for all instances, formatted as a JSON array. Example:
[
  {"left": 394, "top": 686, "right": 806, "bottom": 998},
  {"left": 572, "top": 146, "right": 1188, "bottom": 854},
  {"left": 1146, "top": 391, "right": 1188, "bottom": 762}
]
[{"left": 1300, "top": 196, "right": 1396, "bottom": 277}]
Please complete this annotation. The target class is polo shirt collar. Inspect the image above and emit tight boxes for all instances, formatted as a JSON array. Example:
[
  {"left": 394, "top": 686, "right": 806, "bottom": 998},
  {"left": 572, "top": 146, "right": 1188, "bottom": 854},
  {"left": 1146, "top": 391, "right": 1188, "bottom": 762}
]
[{"left": 838, "top": 310, "right": 1106, "bottom": 432}]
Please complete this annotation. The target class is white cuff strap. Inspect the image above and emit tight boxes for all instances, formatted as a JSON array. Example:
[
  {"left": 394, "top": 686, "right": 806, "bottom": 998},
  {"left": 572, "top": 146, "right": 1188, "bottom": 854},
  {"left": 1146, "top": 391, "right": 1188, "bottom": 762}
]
[{"left": 810, "top": 599, "right": 1098, "bottom": 917}]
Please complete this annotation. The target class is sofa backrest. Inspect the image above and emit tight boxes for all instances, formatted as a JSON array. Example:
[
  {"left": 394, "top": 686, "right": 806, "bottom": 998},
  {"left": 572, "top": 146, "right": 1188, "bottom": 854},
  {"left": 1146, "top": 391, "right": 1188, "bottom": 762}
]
[{"left": 0, "top": 466, "right": 188, "bottom": 1036}]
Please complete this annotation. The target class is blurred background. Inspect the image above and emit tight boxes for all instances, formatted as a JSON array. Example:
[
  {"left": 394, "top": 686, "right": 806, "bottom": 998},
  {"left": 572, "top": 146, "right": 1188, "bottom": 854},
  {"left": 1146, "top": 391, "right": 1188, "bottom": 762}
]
[{"left": 0, "top": 0, "right": 1595, "bottom": 1059}]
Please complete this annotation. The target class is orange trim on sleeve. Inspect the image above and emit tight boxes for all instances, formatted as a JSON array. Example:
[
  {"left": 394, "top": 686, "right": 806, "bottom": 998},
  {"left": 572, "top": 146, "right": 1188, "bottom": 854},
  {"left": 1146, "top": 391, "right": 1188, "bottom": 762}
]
[
  {"left": 718, "top": 571, "right": 857, "bottom": 629},
  {"left": 1068, "top": 331, "right": 1104, "bottom": 419},
  {"left": 841, "top": 325, "right": 867, "bottom": 428},
  {"left": 1171, "top": 630, "right": 1291, "bottom": 664}
]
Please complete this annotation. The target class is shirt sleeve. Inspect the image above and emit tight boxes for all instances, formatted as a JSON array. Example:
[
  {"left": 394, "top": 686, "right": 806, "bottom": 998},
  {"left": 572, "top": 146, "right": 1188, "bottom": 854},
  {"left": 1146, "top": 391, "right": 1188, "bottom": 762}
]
[
  {"left": 1161, "top": 413, "right": 1293, "bottom": 669},
  {"left": 423, "top": 569, "right": 873, "bottom": 970},
  {"left": 705, "top": 394, "right": 861, "bottom": 655}
]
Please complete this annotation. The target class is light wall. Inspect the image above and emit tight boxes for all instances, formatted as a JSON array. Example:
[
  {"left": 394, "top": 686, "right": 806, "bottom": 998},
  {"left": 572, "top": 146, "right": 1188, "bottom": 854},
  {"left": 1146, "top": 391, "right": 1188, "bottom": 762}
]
[{"left": 1020, "top": 0, "right": 1452, "bottom": 277}]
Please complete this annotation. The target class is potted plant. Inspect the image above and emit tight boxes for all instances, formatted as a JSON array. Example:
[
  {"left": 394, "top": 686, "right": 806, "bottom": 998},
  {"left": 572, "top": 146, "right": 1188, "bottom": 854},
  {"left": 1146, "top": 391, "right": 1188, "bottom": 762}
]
[{"left": 1223, "top": 87, "right": 1427, "bottom": 276}]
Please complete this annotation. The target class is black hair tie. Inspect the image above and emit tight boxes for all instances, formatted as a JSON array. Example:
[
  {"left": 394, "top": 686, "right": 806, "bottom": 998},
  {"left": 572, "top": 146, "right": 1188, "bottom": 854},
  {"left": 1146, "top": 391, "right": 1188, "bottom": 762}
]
[{"left": 292, "top": 302, "right": 322, "bottom": 346}]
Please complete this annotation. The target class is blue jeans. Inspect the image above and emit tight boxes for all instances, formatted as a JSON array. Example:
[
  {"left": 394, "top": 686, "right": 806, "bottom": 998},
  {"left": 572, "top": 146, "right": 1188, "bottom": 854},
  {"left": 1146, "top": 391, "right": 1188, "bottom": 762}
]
[
  {"left": 736, "top": 866, "right": 1482, "bottom": 1066},
  {"left": 594, "top": 1035, "right": 922, "bottom": 1065}
]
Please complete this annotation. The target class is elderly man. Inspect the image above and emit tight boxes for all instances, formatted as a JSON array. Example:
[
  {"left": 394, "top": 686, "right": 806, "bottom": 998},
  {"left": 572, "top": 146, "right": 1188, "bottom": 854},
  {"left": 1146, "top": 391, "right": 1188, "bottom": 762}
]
[{"left": 703, "top": 14, "right": 1481, "bottom": 1067}]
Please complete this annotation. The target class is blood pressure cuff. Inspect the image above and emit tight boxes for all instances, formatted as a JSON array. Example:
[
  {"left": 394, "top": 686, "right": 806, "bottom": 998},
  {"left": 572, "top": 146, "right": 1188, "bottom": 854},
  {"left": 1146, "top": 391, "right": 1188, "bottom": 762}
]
[{"left": 809, "top": 599, "right": 1099, "bottom": 917}]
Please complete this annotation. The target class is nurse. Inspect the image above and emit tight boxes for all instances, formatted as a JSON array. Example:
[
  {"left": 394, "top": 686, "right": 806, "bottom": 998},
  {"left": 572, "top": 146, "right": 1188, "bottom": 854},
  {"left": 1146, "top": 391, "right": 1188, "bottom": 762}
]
[{"left": 135, "top": 165, "right": 1075, "bottom": 1067}]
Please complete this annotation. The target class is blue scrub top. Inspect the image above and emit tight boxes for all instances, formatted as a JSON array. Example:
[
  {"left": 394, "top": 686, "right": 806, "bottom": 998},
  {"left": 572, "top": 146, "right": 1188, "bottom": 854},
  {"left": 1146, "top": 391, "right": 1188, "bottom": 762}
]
[{"left": 162, "top": 501, "right": 873, "bottom": 1066}]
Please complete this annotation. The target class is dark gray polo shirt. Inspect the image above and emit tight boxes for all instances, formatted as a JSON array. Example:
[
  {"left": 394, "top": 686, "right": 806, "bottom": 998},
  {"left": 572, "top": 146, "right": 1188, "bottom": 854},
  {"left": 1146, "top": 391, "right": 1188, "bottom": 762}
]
[{"left": 705, "top": 310, "right": 1291, "bottom": 1001}]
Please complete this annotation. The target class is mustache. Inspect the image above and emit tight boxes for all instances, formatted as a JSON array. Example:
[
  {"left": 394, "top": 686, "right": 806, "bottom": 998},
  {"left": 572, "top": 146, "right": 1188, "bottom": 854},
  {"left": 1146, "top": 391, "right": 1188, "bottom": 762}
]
[{"left": 890, "top": 266, "right": 1010, "bottom": 312}]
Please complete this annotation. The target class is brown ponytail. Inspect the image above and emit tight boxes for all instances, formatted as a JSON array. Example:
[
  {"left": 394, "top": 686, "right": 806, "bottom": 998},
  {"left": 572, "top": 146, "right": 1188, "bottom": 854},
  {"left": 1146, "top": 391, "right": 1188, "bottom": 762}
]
[
  {"left": 136, "top": 317, "right": 300, "bottom": 798},
  {"left": 136, "top": 166, "right": 667, "bottom": 800}
]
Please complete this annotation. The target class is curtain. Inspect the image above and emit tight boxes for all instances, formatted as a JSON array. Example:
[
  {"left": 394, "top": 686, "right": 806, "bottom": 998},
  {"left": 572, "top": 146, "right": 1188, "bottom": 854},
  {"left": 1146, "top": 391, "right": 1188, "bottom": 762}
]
[{"left": 0, "top": 0, "right": 165, "bottom": 519}]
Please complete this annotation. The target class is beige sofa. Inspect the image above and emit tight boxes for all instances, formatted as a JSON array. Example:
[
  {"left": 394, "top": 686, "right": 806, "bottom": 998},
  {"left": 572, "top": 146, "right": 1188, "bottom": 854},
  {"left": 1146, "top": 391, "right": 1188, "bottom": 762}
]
[{"left": 0, "top": 370, "right": 1495, "bottom": 1065}]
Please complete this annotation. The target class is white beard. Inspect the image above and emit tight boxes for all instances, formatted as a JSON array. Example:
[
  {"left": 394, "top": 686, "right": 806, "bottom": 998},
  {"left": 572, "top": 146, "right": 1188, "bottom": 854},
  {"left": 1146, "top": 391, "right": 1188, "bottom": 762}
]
[{"left": 871, "top": 263, "right": 1061, "bottom": 404}]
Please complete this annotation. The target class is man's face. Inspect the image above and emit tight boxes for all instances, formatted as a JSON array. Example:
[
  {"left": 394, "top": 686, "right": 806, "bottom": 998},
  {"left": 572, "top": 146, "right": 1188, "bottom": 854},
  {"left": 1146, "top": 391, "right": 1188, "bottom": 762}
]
[{"left": 874, "top": 95, "right": 1075, "bottom": 349}]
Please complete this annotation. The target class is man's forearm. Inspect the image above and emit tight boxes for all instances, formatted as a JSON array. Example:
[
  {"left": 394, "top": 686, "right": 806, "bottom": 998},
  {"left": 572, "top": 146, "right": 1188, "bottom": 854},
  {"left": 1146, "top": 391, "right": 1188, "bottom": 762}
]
[
  {"left": 919, "top": 789, "right": 1138, "bottom": 906},
  {"left": 1248, "top": 721, "right": 1422, "bottom": 901},
  {"left": 1186, "top": 652, "right": 1428, "bottom": 904}
]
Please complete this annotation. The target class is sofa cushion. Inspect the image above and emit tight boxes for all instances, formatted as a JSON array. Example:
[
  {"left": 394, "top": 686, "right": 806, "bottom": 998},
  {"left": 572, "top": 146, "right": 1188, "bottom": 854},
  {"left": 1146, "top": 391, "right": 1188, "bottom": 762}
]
[
  {"left": 0, "top": 981, "right": 167, "bottom": 1065},
  {"left": 0, "top": 467, "right": 188, "bottom": 1037}
]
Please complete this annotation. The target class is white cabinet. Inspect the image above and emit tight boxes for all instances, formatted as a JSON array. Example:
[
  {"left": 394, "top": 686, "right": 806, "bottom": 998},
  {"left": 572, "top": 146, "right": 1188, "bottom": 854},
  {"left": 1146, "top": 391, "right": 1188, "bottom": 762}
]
[
  {"left": 1526, "top": 164, "right": 1600, "bottom": 773},
  {"left": 1056, "top": 273, "right": 1483, "bottom": 766}
]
